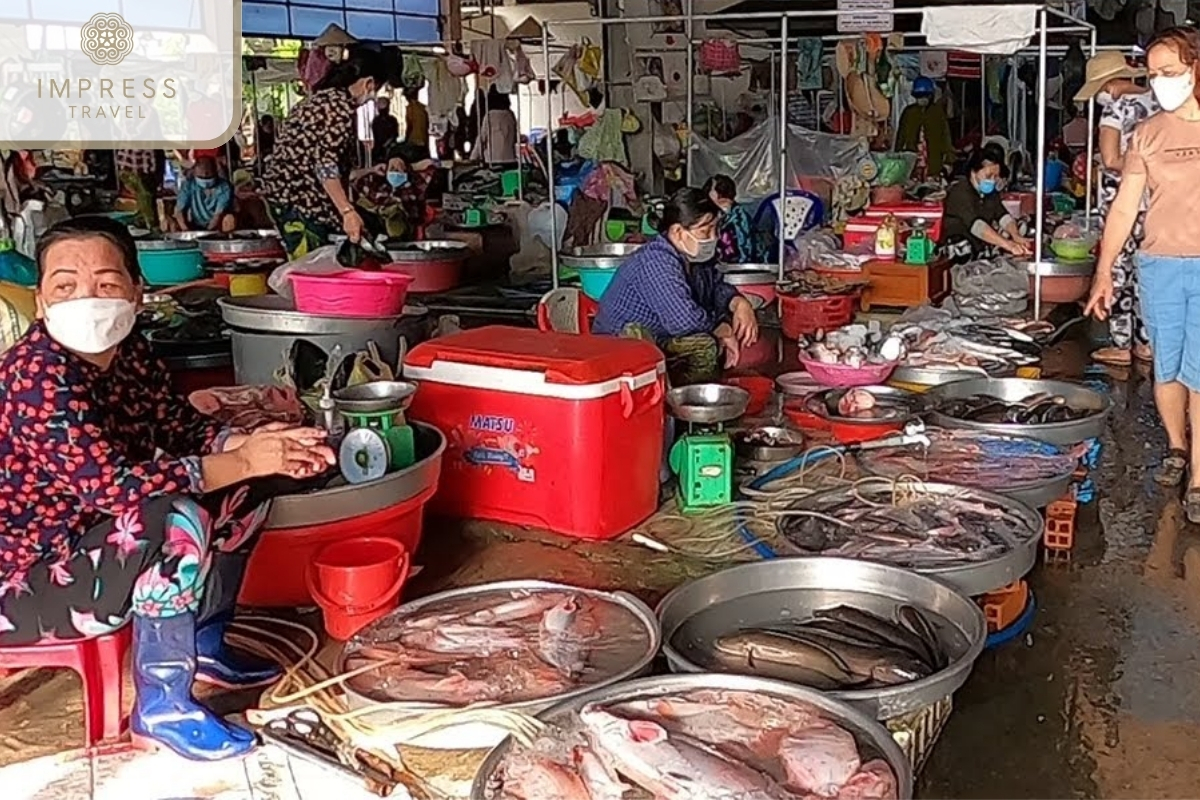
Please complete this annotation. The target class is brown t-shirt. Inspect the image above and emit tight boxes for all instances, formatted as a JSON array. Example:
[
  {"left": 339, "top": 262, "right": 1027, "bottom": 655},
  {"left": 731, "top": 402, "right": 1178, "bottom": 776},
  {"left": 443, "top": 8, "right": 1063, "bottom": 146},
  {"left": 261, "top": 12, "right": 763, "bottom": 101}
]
[{"left": 1125, "top": 113, "right": 1200, "bottom": 256}]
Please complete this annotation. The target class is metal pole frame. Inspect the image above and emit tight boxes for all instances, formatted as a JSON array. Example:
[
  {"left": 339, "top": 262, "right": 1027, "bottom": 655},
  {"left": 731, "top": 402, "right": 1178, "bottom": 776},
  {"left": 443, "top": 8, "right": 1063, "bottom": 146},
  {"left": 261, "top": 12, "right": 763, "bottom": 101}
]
[
  {"left": 1084, "top": 26, "right": 1098, "bottom": 230},
  {"left": 538, "top": 4, "right": 1094, "bottom": 310},
  {"left": 685, "top": 0, "right": 695, "bottom": 185},
  {"left": 777, "top": 16, "right": 790, "bottom": 281},
  {"left": 544, "top": 25, "right": 558, "bottom": 288}
]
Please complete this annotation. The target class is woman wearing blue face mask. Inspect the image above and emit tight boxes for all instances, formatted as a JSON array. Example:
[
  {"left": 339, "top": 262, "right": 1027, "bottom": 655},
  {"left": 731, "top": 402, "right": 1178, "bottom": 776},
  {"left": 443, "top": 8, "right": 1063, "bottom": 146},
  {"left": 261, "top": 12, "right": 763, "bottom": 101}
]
[
  {"left": 174, "top": 156, "right": 236, "bottom": 233},
  {"left": 593, "top": 187, "right": 759, "bottom": 385},
  {"left": 943, "top": 145, "right": 1032, "bottom": 262}
]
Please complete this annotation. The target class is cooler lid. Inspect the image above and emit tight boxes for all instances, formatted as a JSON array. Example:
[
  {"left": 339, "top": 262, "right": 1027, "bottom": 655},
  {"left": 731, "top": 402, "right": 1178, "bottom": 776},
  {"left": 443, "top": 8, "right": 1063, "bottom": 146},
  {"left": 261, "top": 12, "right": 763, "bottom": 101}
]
[{"left": 404, "top": 326, "right": 664, "bottom": 385}]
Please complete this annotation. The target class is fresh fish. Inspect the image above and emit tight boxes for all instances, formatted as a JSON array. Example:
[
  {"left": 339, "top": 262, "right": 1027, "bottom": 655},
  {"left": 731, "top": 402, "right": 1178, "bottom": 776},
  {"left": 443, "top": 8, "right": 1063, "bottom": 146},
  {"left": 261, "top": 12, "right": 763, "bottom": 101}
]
[
  {"left": 814, "top": 606, "right": 936, "bottom": 667},
  {"left": 578, "top": 706, "right": 793, "bottom": 800},
  {"left": 538, "top": 597, "right": 593, "bottom": 677},
  {"left": 400, "top": 623, "right": 528, "bottom": 656},
  {"left": 760, "top": 628, "right": 932, "bottom": 685},
  {"left": 714, "top": 630, "right": 868, "bottom": 690},
  {"left": 897, "top": 605, "right": 945, "bottom": 670},
  {"left": 778, "top": 721, "right": 862, "bottom": 797},
  {"left": 501, "top": 753, "right": 591, "bottom": 800},
  {"left": 463, "top": 592, "right": 559, "bottom": 625},
  {"left": 837, "top": 759, "right": 900, "bottom": 800},
  {"left": 574, "top": 746, "right": 625, "bottom": 800}
]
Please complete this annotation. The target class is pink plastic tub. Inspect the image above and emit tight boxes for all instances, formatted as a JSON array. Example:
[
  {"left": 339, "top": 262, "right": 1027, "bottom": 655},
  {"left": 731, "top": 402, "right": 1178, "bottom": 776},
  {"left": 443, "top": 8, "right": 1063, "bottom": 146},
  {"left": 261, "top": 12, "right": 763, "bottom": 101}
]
[
  {"left": 798, "top": 354, "right": 897, "bottom": 388},
  {"left": 290, "top": 270, "right": 413, "bottom": 318}
]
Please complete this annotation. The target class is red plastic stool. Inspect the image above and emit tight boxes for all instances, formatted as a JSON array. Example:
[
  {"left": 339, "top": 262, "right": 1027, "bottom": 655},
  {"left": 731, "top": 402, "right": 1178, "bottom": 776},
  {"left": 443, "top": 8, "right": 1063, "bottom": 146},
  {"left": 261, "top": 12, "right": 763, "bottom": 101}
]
[{"left": 0, "top": 625, "right": 132, "bottom": 747}]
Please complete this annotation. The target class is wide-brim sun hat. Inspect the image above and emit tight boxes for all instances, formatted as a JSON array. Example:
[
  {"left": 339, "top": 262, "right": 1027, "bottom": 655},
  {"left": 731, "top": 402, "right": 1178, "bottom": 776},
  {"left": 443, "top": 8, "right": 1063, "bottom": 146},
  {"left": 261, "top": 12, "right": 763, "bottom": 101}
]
[{"left": 1074, "top": 51, "right": 1145, "bottom": 101}]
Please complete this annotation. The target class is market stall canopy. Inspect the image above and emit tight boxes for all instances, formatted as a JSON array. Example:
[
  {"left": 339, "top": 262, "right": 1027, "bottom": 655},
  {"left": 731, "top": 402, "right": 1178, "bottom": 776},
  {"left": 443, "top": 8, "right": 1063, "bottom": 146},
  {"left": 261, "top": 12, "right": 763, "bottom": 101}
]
[{"left": 507, "top": 17, "right": 546, "bottom": 41}]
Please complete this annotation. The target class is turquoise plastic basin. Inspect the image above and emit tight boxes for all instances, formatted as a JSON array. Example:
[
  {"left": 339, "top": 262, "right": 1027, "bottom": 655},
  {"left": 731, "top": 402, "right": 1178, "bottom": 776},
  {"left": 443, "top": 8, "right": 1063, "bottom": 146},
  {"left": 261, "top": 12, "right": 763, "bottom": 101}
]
[
  {"left": 576, "top": 266, "right": 618, "bottom": 300},
  {"left": 137, "top": 247, "right": 204, "bottom": 286}
]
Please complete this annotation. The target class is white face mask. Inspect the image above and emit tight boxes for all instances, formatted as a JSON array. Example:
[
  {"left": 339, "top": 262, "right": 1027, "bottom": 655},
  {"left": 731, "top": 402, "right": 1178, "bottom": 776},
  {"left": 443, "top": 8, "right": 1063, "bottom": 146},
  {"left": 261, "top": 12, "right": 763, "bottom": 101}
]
[
  {"left": 43, "top": 297, "right": 137, "bottom": 354},
  {"left": 1151, "top": 73, "right": 1196, "bottom": 112}
]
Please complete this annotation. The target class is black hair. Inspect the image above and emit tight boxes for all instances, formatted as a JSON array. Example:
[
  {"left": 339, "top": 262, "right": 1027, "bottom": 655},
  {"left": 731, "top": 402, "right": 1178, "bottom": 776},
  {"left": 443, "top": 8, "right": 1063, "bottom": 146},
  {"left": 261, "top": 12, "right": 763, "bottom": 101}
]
[
  {"left": 658, "top": 187, "right": 720, "bottom": 235},
  {"left": 36, "top": 216, "right": 143, "bottom": 285},
  {"left": 703, "top": 174, "right": 737, "bottom": 202},
  {"left": 486, "top": 86, "right": 512, "bottom": 112},
  {"left": 314, "top": 45, "right": 397, "bottom": 92},
  {"left": 967, "top": 143, "right": 1006, "bottom": 175}
]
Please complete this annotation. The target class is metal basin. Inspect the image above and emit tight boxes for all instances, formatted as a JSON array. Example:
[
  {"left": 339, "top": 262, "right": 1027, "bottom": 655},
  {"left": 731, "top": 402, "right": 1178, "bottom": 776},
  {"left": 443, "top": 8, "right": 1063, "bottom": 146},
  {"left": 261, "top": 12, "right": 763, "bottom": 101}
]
[
  {"left": 805, "top": 385, "right": 924, "bottom": 423},
  {"left": 331, "top": 380, "right": 417, "bottom": 415},
  {"left": 667, "top": 384, "right": 750, "bottom": 424},
  {"left": 1024, "top": 257, "right": 1096, "bottom": 277},
  {"left": 471, "top": 673, "right": 913, "bottom": 799},
  {"left": 384, "top": 239, "right": 469, "bottom": 262},
  {"left": 341, "top": 580, "right": 660, "bottom": 750},
  {"left": 925, "top": 377, "right": 1112, "bottom": 446},
  {"left": 718, "top": 263, "right": 779, "bottom": 286},
  {"left": 735, "top": 426, "right": 805, "bottom": 462},
  {"left": 656, "top": 558, "right": 987, "bottom": 721},
  {"left": 135, "top": 238, "right": 200, "bottom": 252},
  {"left": 218, "top": 295, "right": 426, "bottom": 335},
  {"left": 264, "top": 421, "right": 443, "bottom": 528},
  {"left": 559, "top": 242, "right": 642, "bottom": 271},
  {"left": 779, "top": 483, "right": 1042, "bottom": 596}
]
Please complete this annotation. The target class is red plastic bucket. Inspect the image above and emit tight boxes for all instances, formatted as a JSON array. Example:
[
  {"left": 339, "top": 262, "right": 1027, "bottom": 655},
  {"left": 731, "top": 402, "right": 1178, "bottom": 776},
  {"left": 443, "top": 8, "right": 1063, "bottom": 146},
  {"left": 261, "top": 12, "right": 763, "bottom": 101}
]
[
  {"left": 307, "top": 537, "right": 411, "bottom": 640},
  {"left": 725, "top": 376, "right": 773, "bottom": 416}
]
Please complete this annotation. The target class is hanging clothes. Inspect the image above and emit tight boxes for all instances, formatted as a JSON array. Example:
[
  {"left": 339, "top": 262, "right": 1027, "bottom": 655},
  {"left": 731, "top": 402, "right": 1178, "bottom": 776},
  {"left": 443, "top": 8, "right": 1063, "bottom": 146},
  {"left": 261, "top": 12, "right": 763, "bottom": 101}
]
[
  {"left": 920, "top": 51, "right": 948, "bottom": 79},
  {"left": 471, "top": 40, "right": 513, "bottom": 93},
  {"left": 796, "top": 39, "right": 824, "bottom": 90},
  {"left": 946, "top": 51, "right": 984, "bottom": 80},
  {"left": 577, "top": 109, "right": 628, "bottom": 166},
  {"left": 921, "top": 6, "right": 1038, "bottom": 56},
  {"left": 424, "top": 58, "right": 464, "bottom": 127}
]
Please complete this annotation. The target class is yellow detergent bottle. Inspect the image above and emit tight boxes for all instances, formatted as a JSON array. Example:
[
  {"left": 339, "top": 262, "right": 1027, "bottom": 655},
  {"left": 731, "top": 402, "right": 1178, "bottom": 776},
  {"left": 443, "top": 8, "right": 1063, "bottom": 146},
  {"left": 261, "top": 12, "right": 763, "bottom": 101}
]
[{"left": 874, "top": 214, "right": 897, "bottom": 259}]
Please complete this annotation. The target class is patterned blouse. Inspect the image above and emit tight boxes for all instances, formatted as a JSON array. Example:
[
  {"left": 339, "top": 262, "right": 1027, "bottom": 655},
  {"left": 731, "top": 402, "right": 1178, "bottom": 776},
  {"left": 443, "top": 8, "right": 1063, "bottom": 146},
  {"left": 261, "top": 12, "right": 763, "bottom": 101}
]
[
  {"left": 262, "top": 87, "right": 358, "bottom": 230},
  {"left": 0, "top": 323, "right": 222, "bottom": 584}
]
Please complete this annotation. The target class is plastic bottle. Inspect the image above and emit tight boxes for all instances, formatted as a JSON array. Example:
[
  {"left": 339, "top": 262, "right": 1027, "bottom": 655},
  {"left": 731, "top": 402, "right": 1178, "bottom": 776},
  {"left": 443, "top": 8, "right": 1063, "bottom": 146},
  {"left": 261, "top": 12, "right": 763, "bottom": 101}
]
[{"left": 874, "top": 214, "right": 897, "bottom": 260}]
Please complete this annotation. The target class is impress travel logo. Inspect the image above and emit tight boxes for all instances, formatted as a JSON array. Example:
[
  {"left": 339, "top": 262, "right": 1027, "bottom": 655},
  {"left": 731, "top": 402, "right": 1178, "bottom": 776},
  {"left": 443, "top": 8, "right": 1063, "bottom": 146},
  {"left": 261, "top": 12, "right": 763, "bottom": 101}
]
[{"left": 0, "top": 1, "right": 242, "bottom": 149}]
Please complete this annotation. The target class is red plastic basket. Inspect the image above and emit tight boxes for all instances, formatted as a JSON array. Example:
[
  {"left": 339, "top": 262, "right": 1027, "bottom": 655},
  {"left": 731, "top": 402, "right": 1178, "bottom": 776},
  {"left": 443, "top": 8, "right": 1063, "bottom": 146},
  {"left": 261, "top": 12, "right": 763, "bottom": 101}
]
[
  {"left": 779, "top": 293, "right": 858, "bottom": 339},
  {"left": 290, "top": 270, "right": 413, "bottom": 317}
]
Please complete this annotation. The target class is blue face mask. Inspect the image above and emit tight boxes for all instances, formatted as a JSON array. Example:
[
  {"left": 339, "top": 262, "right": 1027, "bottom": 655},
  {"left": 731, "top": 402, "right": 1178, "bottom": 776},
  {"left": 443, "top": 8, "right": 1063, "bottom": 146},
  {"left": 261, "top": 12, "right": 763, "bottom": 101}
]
[
  {"left": 195, "top": 176, "right": 215, "bottom": 189},
  {"left": 386, "top": 171, "right": 409, "bottom": 189},
  {"left": 977, "top": 178, "right": 997, "bottom": 195}
]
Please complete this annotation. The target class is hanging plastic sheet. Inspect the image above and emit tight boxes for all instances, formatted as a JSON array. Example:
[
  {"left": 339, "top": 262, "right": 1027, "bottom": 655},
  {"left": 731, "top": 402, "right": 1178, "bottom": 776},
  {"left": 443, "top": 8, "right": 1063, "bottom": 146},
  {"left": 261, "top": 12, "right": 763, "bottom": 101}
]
[{"left": 690, "top": 123, "right": 868, "bottom": 202}]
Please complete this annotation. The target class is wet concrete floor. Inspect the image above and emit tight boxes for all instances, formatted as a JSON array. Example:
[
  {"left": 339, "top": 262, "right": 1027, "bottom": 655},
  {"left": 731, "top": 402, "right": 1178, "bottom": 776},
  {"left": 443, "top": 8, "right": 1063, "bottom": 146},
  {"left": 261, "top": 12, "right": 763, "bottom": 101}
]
[{"left": 4, "top": 327, "right": 1200, "bottom": 797}]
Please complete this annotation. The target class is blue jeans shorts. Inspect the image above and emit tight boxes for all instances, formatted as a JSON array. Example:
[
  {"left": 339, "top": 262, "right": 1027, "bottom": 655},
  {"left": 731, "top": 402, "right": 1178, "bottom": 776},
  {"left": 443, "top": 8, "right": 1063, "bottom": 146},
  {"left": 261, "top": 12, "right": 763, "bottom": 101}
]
[{"left": 1137, "top": 253, "right": 1200, "bottom": 390}]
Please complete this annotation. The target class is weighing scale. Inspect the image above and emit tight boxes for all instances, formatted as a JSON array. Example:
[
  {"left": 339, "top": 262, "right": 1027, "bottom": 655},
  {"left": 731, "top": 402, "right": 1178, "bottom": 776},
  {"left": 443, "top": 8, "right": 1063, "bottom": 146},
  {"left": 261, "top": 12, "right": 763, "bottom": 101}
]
[
  {"left": 905, "top": 218, "right": 935, "bottom": 265},
  {"left": 666, "top": 384, "right": 751, "bottom": 512},
  {"left": 331, "top": 380, "right": 419, "bottom": 484}
]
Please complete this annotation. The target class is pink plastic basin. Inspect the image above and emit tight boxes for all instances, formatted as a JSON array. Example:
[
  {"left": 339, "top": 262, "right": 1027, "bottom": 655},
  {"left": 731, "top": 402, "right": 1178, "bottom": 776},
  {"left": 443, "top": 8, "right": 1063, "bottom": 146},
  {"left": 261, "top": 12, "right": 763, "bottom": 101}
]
[{"left": 290, "top": 270, "right": 413, "bottom": 318}]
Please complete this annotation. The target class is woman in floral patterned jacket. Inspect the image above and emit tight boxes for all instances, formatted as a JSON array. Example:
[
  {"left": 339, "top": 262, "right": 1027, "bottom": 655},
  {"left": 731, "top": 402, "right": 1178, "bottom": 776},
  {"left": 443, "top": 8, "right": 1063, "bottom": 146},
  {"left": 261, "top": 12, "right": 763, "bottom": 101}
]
[{"left": 0, "top": 217, "right": 335, "bottom": 760}]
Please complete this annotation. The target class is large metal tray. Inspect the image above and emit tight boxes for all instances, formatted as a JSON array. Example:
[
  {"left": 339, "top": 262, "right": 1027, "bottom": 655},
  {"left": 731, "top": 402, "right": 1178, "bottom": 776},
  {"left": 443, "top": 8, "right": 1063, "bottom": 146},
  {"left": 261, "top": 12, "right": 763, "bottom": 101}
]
[
  {"left": 779, "top": 482, "right": 1042, "bottom": 596},
  {"left": 559, "top": 242, "right": 642, "bottom": 271},
  {"left": 263, "top": 421, "right": 443, "bottom": 528},
  {"left": 718, "top": 263, "right": 779, "bottom": 286},
  {"left": 471, "top": 672, "right": 913, "bottom": 800},
  {"left": 384, "top": 239, "right": 469, "bottom": 262},
  {"left": 218, "top": 294, "right": 428, "bottom": 335},
  {"left": 341, "top": 580, "right": 660, "bottom": 750},
  {"left": 856, "top": 429, "right": 1076, "bottom": 509},
  {"left": 1024, "top": 257, "right": 1096, "bottom": 277},
  {"left": 655, "top": 558, "right": 987, "bottom": 721},
  {"left": 889, "top": 364, "right": 994, "bottom": 388},
  {"left": 925, "top": 377, "right": 1112, "bottom": 446}
]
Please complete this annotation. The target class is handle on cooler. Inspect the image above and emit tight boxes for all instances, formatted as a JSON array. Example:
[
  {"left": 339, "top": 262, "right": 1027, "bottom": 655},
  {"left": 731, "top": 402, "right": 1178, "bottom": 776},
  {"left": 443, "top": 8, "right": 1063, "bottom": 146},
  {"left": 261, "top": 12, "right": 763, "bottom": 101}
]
[{"left": 619, "top": 374, "right": 665, "bottom": 419}]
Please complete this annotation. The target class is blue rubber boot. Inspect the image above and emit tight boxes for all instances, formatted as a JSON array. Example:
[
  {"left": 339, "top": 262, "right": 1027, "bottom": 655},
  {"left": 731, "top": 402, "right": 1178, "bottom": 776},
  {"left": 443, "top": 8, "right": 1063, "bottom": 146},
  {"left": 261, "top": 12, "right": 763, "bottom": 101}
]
[
  {"left": 130, "top": 614, "right": 257, "bottom": 760},
  {"left": 195, "top": 616, "right": 282, "bottom": 690}
]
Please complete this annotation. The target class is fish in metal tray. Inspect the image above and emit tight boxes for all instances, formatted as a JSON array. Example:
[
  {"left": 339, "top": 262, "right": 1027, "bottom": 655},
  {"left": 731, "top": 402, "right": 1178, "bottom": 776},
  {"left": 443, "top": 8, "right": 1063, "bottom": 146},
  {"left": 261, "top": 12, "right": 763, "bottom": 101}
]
[
  {"left": 713, "top": 604, "right": 947, "bottom": 690},
  {"left": 939, "top": 392, "right": 1093, "bottom": 424}
]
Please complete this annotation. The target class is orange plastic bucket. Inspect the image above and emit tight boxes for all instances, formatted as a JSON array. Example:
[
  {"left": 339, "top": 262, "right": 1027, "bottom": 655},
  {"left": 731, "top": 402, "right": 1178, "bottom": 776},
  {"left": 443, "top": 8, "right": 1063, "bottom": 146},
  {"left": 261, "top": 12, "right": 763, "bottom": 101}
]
[{"left": 307, "top": 537, "right": 411, "bottom": 640}]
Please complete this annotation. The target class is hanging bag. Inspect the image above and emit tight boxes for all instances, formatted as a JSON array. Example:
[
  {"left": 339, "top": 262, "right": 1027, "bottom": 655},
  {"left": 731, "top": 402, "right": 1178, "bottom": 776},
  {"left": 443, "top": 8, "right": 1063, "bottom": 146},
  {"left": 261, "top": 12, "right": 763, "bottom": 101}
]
[{"left": 699, "top": 37, "right": 741, "bottom": 76}]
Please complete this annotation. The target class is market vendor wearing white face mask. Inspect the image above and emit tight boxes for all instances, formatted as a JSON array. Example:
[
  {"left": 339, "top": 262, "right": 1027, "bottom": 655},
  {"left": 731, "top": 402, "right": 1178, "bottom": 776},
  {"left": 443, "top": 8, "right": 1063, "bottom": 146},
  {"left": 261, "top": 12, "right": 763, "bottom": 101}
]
[
  {"left": 263, "top": 45, "right": 397, "bottom": 259},
  {"left": 1087, "top": 27, "right": 1200, "bottom": 507},
  {"left": 593, "top": 187, "right": 759, "bottom": 385},
  {"left": 0, "top": 218, "right": 336, "bottom": 760}
]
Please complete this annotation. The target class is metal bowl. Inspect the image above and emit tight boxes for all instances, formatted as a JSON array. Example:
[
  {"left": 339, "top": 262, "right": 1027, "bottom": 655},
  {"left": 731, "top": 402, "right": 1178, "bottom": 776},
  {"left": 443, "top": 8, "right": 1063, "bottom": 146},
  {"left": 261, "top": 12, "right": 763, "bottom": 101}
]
[
  {"left": 857, "top": 429, "right": 1075, "bottom": 509},
  {"left": 559, "top": 242, "right": 642, "bottom": 271},
  {"left": 384, "top": 239, "right": 470, "bottom": 262},
  {"left": 470, "top": 672, "right": 913, "bottom": 799},
  {"left": 718, "top": 264, "right": 780, "bottom": 286},
  {"left": 218, "top": 295, "right": 428, "bottom": 335},
  {"left": 779, "top": 483, "right": 1042, "bottom": 596},
  {"left": 889, "top": 365, "right": 994, "bottom": 388},
  {"left": 341, "top": 580, "right": 660, "bottom": 750},
  {"left": 735, "top": 426, "right": 805, "bottom": 462},
  {"left": 667, "top": 384, "right": 751, "bottom": 424},
  {"left": 1023, "top": 257, "right": 1096, "bottom": 277},
  {"left": 331, "top": 380, "right": 417, "bottom": 415},
  {"left": 925, "top": 377, "right": 1112, "bottom": 446},
  {"left": 656, "top": 558, "right": 987, "bottom": 721},
  {"left": 805, "top": 385, "right": 924, "bottom": 423},
  {"left": 135, "top": 238, "right": 200, "bottom": 252}
]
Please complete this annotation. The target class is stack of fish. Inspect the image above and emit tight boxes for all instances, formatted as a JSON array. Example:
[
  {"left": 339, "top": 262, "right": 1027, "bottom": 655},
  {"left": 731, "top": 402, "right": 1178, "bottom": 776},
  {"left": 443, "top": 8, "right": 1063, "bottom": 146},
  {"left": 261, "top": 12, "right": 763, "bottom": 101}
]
[
  {"left": 343, "top": 589, "right": 651, "bottom": 706},
  {"left": 710, "top": 605, "right": 947, "bottom": 691},
  {"left": 779, "top": 492, "right": 1029, "bottom": 567},
  {"left": 935, "top": 392, "right": 1094, "bottom": 425},
  {"left": 800, "top": 324, "right": 904, "bottom": 369},
  {"left": 491, "top": 689, "right": 898, "bottom": 799},
  {"left": 888, "top": 316, "right": 1041, "bottom": 375}
]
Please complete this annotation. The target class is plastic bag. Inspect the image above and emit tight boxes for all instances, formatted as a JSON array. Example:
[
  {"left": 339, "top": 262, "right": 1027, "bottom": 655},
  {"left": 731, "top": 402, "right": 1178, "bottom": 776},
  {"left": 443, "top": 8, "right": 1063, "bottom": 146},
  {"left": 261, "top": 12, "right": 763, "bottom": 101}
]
[
  {"left": 952, "top": 257, "right": 1028, "bottom": 319},
  {"left": 873, "top": 152, "right": 917, "bottom": 187},
  {"left": 336, "top": 237, "right": 391, "bottom": 271},
  {"left": 268, "top": 245, "right": 342, "bottom": 300}
]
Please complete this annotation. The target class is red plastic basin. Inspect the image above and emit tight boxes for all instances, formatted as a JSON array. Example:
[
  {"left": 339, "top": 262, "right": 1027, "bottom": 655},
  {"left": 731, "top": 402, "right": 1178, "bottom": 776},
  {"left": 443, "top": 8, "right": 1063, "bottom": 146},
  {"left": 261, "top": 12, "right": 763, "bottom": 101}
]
[{"left": 239, "top": 485, "right": 435, "bottom": 607}]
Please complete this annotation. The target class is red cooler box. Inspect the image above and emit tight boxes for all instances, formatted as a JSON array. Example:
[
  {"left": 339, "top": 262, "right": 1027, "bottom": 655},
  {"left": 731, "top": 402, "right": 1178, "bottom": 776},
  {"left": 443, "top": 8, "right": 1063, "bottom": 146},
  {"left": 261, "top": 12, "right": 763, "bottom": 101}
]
[{"left": 404, "top": 326, "right": 666, "bottom": 540}]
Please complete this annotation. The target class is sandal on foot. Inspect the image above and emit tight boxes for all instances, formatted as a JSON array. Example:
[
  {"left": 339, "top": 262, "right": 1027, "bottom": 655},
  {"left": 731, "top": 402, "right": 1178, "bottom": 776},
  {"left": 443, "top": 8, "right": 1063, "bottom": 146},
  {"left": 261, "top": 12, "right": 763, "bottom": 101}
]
[
  {"left": 1186, "top": 488, "right": 1200, "bottom": 524},
  {"left": 1093, "top": 347, "right": 1132, "bottom": 366},
  {"left": 1155, "top": 449, "right": 1188, "bottom": 487}
]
